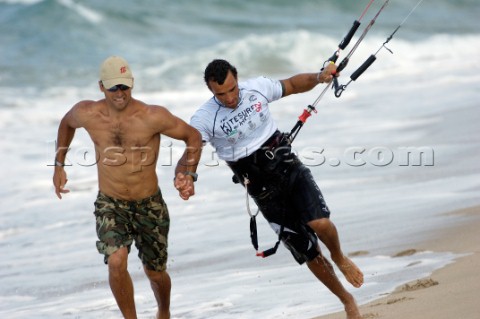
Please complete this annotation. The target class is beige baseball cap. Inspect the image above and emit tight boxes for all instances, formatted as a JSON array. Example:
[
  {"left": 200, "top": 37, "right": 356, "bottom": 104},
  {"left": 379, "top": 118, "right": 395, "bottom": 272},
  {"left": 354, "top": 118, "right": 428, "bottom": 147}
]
[{"left": 99, "top": 56, "right": 134, "bottom": 89}]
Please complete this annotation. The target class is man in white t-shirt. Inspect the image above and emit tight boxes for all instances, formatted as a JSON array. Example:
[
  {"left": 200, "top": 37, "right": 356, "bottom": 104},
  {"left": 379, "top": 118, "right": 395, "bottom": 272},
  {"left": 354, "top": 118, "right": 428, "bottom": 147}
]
[{"left": 191, "top": 59, "right": 363, "bottom": 319}]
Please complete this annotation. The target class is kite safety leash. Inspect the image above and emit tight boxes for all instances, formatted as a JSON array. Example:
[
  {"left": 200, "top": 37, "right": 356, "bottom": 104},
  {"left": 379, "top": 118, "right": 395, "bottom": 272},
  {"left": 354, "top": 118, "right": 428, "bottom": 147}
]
[{"left": 333, "top": 0, "right": 425, "bottom": 97}]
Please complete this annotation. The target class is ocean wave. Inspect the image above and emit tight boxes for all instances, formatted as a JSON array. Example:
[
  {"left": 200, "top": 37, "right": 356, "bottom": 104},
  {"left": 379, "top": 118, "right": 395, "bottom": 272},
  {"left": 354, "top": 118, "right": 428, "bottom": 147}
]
[{"left": 1, "top": 0, "right": 478, "bottom": 90}]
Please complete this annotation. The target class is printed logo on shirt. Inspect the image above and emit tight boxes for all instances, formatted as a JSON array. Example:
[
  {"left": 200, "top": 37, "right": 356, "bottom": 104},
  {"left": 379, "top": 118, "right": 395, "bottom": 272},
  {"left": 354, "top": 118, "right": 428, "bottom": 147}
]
[
  {"left": 216, "top": 93, "right": 270, "bottom": 144},
  {"left": 220, "top": 104, "right": 256, "bottom": 136},
  {"left": 254, "top": 102, "right": 263, "bottom": 113}
]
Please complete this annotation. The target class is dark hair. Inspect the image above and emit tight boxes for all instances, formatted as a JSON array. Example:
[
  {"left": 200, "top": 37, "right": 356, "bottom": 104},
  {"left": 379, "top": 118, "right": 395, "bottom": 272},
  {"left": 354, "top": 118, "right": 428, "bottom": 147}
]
[{"left": 204, "top": 59, "right": 238, "bottom": 87}]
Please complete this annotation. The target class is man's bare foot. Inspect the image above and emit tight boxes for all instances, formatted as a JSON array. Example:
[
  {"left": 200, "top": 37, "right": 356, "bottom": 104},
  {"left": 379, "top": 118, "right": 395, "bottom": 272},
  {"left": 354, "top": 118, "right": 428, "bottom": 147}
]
[{"left": 335, "top": 256, "right": 364, "bottom": 288}]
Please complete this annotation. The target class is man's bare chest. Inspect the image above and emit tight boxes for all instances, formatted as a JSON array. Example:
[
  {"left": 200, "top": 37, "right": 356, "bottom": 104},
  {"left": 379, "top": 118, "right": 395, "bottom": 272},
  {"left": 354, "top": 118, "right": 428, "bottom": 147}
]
[{"left": 87, "top": 118, "right": 157, "bottom": 150}]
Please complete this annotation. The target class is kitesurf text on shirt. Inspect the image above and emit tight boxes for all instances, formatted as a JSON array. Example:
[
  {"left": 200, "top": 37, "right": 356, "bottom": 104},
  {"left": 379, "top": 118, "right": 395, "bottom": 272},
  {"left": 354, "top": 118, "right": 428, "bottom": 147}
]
[{"left": 220, "top": 102, "right": 263, "bottom": 135}]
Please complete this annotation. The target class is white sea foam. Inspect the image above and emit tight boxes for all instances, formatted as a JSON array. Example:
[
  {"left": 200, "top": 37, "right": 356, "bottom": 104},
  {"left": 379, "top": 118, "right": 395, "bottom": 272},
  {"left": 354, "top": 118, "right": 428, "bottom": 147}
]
[{"left": 56, "top": 0, "right": 103, "bottom": 24}]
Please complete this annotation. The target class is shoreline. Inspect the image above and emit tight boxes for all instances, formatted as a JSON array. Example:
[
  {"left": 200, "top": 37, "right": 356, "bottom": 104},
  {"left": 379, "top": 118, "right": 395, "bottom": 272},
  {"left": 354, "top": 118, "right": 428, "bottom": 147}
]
[{"left": 313, "top": 205, "right": 480, "bottom": 319}]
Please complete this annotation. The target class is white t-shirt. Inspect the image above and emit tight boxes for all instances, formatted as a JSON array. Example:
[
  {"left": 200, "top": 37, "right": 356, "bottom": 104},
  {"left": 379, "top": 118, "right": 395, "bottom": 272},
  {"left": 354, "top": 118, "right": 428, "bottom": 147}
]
[{"left": 191, "top": 76, "right": 284, "bottom": 162}]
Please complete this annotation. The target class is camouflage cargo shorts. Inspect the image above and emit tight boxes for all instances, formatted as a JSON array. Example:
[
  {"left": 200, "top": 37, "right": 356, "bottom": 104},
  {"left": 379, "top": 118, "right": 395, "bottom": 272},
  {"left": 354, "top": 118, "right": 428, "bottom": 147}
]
[{"left": 93, "top": 189, "right": 170, "bottom": 271}]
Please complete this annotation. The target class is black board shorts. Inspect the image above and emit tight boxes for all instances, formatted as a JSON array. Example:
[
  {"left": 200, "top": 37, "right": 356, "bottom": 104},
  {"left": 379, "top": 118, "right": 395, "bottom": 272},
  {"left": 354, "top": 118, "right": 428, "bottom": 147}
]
[
  {"left": 228, "top": 133, "right": 331, "bottom": 264},
  {"left": 253, "top": 163, "right": 331, "bottom": 264}
]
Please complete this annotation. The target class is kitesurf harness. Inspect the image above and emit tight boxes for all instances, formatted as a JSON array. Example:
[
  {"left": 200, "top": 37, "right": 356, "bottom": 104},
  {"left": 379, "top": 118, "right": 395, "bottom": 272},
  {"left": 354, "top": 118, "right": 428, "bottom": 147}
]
[
  {"left": 241, "top": 156, "right": 316, "bottom": 259},
  {"left": 242, "top": 0, "right": 424, "bottom": 258},
  {"left": 229, "top": 130, "right": 293, "bottom": 258}
]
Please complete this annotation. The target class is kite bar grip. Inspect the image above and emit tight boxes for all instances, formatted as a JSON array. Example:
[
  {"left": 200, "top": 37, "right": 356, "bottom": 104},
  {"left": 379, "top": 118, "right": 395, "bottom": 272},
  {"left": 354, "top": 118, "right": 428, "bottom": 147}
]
[
  {"left": 339, "top": 20, "right": 361, "bottom": 50},
  {"left": 350, "top": 55, "right": 377, "bottom": 81},
  {"left": 337, "top": 57, "right": 350, "bottom": 73},
  {"left": 328, "top": 20, "right": 361, "bottom": 63}
]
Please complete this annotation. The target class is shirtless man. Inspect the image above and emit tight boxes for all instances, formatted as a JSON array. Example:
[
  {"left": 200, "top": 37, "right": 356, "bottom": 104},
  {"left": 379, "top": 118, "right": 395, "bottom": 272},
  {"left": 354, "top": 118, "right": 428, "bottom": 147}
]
[
  {"left": 190, "top": 59, "right": 363, "bottom": 318},
  {"left": 52, "top": 56, "right": 202, "bottom": 319}
]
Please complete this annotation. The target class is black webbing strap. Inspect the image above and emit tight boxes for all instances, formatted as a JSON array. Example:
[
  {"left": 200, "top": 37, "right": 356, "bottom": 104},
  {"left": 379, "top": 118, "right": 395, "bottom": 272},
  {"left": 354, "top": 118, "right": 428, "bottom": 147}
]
[{"left": 252, "top": 215, "right": 284, "bottom": 258}]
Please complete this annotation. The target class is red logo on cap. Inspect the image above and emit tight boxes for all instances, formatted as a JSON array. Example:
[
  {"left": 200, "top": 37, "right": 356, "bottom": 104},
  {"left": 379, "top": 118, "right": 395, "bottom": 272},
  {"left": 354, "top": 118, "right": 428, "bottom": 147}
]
[{"left": 120, "top": 66, "right": 127, "bottom": 74}]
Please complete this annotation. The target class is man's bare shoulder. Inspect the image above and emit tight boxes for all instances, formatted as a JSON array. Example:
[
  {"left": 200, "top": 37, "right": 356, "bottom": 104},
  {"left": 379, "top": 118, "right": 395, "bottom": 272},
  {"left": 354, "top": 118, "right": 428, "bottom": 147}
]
[
  {"left": 137, "top": 102, "right": 175, "bottom": 121},
  {"left": 140, "top": 102, "right": 170, "bottom": 115},
  {"left": 134, "top": 101, "right": 183, "bottom": 132},
  {"left": 67, "top": 99, "right": 106, "bottom": 128},
  {"left": 72, "top": 99, "right": 105, "bottom": 113}
]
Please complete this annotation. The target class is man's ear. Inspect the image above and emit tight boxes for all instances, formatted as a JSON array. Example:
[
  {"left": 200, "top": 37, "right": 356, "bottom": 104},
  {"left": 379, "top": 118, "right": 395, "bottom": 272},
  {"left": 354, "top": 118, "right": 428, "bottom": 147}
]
[{"left": 98, "top": 81, "right": 104, "bottom": 92}]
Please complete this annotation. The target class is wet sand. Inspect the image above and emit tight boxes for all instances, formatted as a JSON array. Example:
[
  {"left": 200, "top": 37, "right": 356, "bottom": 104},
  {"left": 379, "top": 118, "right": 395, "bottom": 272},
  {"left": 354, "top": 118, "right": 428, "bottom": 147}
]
[{"left": 313, "top": 206, "right": 480, "bottom": 319}]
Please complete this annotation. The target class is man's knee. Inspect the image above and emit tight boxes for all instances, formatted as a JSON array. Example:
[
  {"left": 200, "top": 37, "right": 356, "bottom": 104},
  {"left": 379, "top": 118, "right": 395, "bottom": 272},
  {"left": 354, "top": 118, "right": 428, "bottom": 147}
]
[
  {"left": 144, "top": 267, "right": 170, "bottom": 282},
  {"left": 145, "top": 268, "right": 171, "bottom": 294},
  {"left": 108, "top": 247, "right": 129, "bottom": 274},
  {"left": 307, "top": 218, "right": 333, "bottom": 233}
]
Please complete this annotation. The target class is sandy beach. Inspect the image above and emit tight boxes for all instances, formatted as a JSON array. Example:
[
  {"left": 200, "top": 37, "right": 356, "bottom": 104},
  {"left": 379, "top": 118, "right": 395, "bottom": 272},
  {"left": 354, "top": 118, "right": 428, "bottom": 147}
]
[{"left": 313, "top": 205, "right": 480, "bottom": 319}]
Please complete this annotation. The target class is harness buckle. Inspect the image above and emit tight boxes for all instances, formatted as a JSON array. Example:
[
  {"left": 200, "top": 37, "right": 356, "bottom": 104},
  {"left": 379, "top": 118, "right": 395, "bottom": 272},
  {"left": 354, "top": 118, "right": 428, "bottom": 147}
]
[{"left": 265, "top": 150, "right": 275, "bottom": 160}]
